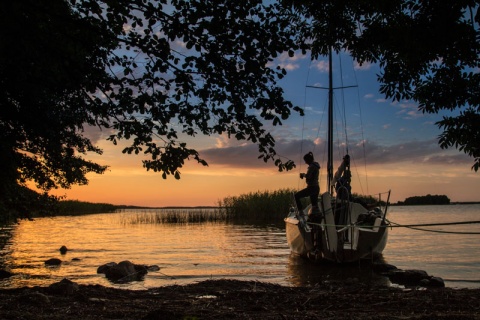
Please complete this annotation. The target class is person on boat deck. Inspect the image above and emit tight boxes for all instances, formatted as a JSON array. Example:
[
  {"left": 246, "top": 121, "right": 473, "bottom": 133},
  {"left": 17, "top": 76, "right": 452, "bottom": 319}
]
[{"left": 295, "top": 152, "right": 320, "bottom": 213}]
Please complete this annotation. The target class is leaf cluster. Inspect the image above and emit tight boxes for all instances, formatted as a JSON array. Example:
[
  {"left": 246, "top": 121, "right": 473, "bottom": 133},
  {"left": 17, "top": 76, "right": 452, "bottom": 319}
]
[
  {"left": 72, "top": 0, "right": 305, "bottom": 178},
  {"left": 1, "top": 0, "right": 306, "bottom": 217},
  {"left": 1, "top": 0, "right": 110, "bottom": 195},
  {"left": 285, "top": 0, "right": 480, "bottom": 171}
]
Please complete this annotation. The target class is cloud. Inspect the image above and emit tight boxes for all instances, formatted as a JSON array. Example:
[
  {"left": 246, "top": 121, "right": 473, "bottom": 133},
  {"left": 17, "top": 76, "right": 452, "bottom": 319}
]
[
  {"left": 200, "top": 138, "right": 316, "bottom": 169},
  {"left": 272, "top": 51, "right": 308, "bottom": 71},
  {"left": 354, "top": 60, "right": 373, "bottom": 71},
  {"left": 394, "top": 101, "right": 424, "bottom": 119},
  {"left": 278, "top": 51, "right": 307, "bottom": 62},
  {"left": 199, "top": 135, "right": 472, "bottom": 170},
  {"left": 279, "top": 63, "right": 300, "bottom": 71},
  {"left": 313, "top": 60, "right": 329, "bottom": 73},
  {"left": 81, "top": 125, "right": 110, "bottom": 145},
  {"left": 363, "top": 94, "right": 386, "bottom": 103},
  {"left": 360, "top": 139, "right": 472, "bottom": 166}
]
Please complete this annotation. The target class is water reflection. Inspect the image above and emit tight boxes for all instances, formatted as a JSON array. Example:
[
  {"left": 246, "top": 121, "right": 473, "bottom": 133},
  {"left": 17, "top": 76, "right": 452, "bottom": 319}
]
[
  {"left": 1, "top": 205, "right": 479, "bottom": 289},
  {"left": 286, "top": 254, "right": 390, "bottom": 287},
  {"left": 0, "top": 214, "right": 294, "bottom": 289}
]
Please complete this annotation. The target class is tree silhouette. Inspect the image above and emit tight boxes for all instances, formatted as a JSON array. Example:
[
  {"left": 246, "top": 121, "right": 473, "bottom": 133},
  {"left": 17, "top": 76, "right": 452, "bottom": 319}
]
[
  {"left": 1, "top": 0, "right": 478, "bottom": 218},
  {"left": 284, "top": 0, "right": 480, "bottom": 171},
  {"left": 1, "top": 0, "right": 304, "bottom": 217}
]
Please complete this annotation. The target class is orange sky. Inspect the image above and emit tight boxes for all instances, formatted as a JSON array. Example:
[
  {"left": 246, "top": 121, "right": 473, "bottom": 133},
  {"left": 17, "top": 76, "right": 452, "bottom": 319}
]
[{"left": 48, "top": 137, "right": 480, "bottom": 207}]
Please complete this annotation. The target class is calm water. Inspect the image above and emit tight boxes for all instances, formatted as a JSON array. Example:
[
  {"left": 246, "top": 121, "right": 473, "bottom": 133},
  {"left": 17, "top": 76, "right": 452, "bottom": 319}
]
[{"left": 0, "top": 205, "right": 479, "bottom": 290}]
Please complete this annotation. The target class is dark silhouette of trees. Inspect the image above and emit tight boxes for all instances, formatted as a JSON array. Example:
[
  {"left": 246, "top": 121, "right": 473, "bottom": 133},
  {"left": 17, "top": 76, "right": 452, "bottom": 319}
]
[
  {"left": 398, "top": 194, "right": 451, "bottom": 205},
  {"left": 1, "top": 0, "right": 304, "bottom": 218},
  {"left": 1, "top": 0, "right": 478, "bottom": 219},
  {"left": 284, "top": 0, "right": 480, "bottom": 172}
]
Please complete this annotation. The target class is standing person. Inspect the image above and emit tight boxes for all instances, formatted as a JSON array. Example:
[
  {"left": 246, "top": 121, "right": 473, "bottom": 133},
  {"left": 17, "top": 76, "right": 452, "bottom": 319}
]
[{"left": 295, "top": 152, "right": 320, "bottom": 213}]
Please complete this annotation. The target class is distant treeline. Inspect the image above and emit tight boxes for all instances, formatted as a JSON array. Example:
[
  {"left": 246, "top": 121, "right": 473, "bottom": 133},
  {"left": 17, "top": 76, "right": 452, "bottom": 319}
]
[
  {"left": 57, "top": 200, "right": 117, "bottom": 215},
  {"left": 396, "top": 194, "right": 451, "bottom": 205}
]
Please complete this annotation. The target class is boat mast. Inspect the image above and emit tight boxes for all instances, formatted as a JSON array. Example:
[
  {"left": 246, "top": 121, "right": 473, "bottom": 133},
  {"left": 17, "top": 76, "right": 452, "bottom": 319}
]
[{"left": 327, "top": 48, "right": 334, "bottom": 194}]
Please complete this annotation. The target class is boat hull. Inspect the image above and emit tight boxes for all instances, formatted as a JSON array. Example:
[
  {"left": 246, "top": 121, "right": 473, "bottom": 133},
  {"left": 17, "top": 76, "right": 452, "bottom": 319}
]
[
  {"left": 285, "top": 216, "right": 312, "bottom": 256},
  {"left": 285, "top": 193, "right": 389, "bottom": 263}
]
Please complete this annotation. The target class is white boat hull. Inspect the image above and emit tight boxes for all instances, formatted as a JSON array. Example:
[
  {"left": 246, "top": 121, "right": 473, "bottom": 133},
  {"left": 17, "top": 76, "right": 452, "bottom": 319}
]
[{"left": 285, "top": 192, "right": 389, "bottom": 263}]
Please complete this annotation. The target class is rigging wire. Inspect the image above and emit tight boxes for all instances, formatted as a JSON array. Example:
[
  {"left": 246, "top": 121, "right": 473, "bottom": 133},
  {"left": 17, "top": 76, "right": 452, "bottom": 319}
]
[
  {"left": 298, "top": 59, "right": 313, "bottom": 190},
  {"left": 337, "top": 53, "right": 349, "bottom": 156},
  {"left": 351, "top": 55, "right": 369, "bottom": 196},
  {"left": 302, "top": 58, "right": 330, "bottom": 190}
]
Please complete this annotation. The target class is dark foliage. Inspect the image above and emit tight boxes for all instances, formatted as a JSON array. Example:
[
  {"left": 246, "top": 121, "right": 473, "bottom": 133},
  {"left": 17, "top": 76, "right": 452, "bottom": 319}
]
[
  {"left": 399, "top": 194, "right": 451, "bottom": 205},
  {"left": 2, "top": 0, "right": 478, "bottom": 221},
  {"left": 0, "top": 0, "right": 305, "bottom": 219},
  {"left": 285, "top": 0, "right": 480, "bottom": 171}
]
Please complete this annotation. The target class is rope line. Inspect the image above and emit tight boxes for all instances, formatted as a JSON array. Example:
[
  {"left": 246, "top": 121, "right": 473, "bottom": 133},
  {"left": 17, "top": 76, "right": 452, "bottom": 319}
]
[
  {"left": 388, "top": 220, "right": 480, "bottom": 235},
  {"left": 305, "top": 219, "right": 480, "bottom": 235}
]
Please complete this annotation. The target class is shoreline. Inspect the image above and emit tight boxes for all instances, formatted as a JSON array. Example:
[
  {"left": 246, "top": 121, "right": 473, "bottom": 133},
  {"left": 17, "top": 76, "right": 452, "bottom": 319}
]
[{"left": 1, "top": 279, "right": 479, "bottom": 319}]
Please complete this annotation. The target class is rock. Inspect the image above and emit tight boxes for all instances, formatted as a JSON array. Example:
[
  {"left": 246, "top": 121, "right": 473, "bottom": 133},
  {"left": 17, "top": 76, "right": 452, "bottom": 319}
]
[
  {"left": 386, "top": 269, "right": 445, "bottom": 287},
  {"left": 0, "top": 269, "right": 13, "bottom": 279},
  {"left": 72, "top": 258, "right": 81, "bottom": 261},
  {"left": 147, "top": 265, "right": 160, "bottom": 272},
  {"left": 387, "top": 269, "right": 429, "bottom": 285},
  {"left": 97, "top": 262, "right": 117, "bottom": 274},
  {"left": 45, "top": 258, "right": 62, "bottom": 266},
  {"left": 59, "top": 245, "right": 68, "bottom": 254},
  {"left": 419, "top": 276, "right": 445, "bottom": 288},
  {"left": 134, "top": 264, "right": 148, "bottom": 275},
  {"left": 48, "top": 278, "right": 79, "bottom": 295},
  {"left": 98, "top": 260, "right": 148, "bottom": 282},
  {"left": 372, "top": 263, "right": 398, "bottom": 273}
]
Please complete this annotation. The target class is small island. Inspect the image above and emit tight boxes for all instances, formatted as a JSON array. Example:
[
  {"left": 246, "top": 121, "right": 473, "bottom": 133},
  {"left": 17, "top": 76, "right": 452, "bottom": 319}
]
[{"left": 396, "top": 194, "right": 450, "bottom": 205}]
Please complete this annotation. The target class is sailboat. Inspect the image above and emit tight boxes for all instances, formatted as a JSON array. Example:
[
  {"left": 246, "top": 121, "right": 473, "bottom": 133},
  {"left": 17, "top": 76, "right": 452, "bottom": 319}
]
[{"left": 284, "top": 50, "right": 390, "bottom": 263}]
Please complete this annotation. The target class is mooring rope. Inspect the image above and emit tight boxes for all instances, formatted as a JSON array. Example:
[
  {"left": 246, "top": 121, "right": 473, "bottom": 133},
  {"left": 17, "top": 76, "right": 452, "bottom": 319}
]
[
  {"left": 305, "top": 220, "right": 480, "bottom": 235},
  {"left": 387, "top": 220, "right": 480, "bottom": 235}
]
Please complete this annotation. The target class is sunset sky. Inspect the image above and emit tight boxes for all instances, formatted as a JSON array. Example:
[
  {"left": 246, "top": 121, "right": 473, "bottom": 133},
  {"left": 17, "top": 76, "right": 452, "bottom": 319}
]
[{"left": 50, "top": 50, "right": 479, "bottom": 207}]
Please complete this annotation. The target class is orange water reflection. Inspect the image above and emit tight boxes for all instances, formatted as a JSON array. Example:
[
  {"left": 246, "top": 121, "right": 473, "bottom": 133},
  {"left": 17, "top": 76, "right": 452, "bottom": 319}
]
[
  {"left": 1, "top": 212, "right": 293, "bottom": 289},
  {"left": 1, "top": 205, "right": 479, "bottom": 289}
]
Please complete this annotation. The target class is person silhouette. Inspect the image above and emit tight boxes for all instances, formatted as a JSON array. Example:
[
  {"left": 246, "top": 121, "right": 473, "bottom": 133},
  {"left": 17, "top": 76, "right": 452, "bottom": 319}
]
[{"left": 294, "top": 152, "right": 320, "bottom": 213}]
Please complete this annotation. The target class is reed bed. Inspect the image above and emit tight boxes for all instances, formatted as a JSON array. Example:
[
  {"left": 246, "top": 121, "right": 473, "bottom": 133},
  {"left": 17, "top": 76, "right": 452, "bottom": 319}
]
[
  {"left": 218, "top": 189, "right": 295, "bottom": 224},
  {"left": 113, "top": 189, "right": 388, "bottom": 226},
  {"left": 119, "top": 208, "right": 226, "bottom": 225},
  {"left": 118, "top": 189, "right": 295, "bottom": 225}
]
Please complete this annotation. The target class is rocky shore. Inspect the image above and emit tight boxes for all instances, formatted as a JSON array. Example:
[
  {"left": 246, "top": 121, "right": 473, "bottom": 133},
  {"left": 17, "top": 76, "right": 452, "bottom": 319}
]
[{"left": 0, "top": 278, "right": 479, "bottom": 319}]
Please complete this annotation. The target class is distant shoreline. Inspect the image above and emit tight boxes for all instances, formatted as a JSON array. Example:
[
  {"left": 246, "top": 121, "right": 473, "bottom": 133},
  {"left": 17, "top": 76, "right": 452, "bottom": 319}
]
[
  {"left": 115, "top": 205, "right": 220, "bottom": 210},
  {"left": 119, "top": 203, "right": 480, "bottom": 209},
  {"left": 391, "top": 201, "right": 480, "bottom": 206}
]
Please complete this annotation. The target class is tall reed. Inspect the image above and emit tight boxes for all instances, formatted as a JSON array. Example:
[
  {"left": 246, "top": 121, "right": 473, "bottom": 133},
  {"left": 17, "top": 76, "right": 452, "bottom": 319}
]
[
  {"left": 119, "top": 208, "right": 226, "bottom": 225},
  {"left": 218, "top": 189, "right": 296, "bottom": 224}
]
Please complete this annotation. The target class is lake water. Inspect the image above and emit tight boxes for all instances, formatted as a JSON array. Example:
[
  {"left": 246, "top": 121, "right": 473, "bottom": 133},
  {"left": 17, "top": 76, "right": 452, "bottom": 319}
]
[{"left": 1, "top": 205, "right": 479, "bottom": 290}]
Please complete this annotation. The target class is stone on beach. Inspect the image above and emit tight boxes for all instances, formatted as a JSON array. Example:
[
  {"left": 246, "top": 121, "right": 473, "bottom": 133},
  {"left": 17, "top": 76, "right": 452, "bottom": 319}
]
[
  {"left": 97, "top": 260, "right": 149, "bottom": 282},
  {"left": 44, "top": 258, "right": 62, "bottom": 266}
]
